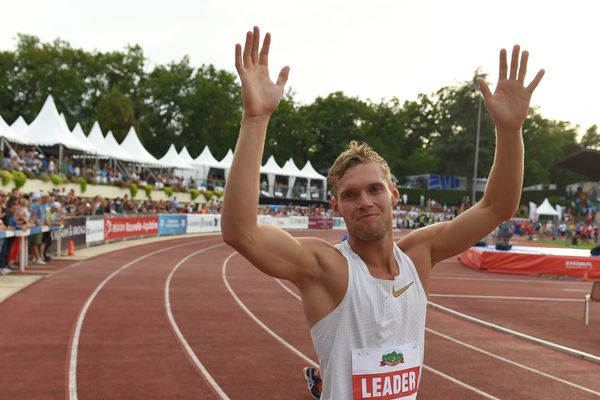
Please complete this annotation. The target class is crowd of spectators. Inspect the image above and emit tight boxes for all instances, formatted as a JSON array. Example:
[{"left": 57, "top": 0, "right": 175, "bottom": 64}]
[
  {"left": 1, "top": 145, "right": 199, "bottom": 191},
  {"left": 0, "top": 189, "right": 64, "bottom": 274}
]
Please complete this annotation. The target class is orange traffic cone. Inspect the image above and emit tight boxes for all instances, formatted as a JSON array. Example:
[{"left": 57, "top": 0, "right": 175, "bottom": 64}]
[
  {"left": 582, "top": 271, "right": 589, "bottom": 282},
  {"left": 68, "top": 240, "right": 75, "bottom": 256}
]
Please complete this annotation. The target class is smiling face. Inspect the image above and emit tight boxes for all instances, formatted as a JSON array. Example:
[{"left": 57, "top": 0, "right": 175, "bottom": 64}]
[{"left": 331, "top": 162, "right": 399, "bottom": 242}]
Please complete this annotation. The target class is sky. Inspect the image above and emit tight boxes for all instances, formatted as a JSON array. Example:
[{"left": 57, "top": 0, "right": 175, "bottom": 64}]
[{"left": 0, "top": 0, "right": 598, "bottom": 137}]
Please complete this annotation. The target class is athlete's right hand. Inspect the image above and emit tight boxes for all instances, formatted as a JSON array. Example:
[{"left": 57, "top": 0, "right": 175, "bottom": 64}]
[{"left": 235, "top": 26, "right": 290, "bottom": 119}]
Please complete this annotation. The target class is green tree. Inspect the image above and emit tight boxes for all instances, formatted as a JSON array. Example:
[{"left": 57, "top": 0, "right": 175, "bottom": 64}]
[
  {"left": 96, "top": 87, "right": 136, "bottom": 142},
  {"left": 300, "top": 92, "right": 370, "bottom": 172},
  {"left": 426, "top": 74, "right": 496, "bottom": 185},
  {"left": 580, "top": 124, "right": 600, "bottom": 150}
]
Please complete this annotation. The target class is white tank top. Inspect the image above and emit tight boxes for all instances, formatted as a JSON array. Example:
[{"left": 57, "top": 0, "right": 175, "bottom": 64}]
[{"left": 310, "top": 241, "right": 428, "bottom": 400}]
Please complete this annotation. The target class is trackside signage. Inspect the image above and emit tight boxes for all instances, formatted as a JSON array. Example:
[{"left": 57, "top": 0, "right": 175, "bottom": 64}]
[
  {"left": 158, "top": 214, "right": 187, "bottom": 235},
  {"left": 352, "top": 344, "right": 421, "bottom": 400},
  {"left": 186, "top": 214, "right": 222, "bottom": 233},
  {"left": 86, "top": 219, "right": 104, "bottom": 243},
  {"left": 104, "top": 216, "right": 158, "bottom": 240}
]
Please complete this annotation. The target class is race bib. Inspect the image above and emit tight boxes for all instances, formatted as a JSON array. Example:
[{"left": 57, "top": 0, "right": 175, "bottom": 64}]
[{"left": 352, "top": 343, "right": 421, "bottom": 400}]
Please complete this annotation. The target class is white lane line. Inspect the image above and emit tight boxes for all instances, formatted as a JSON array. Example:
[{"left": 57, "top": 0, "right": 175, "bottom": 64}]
[
  {"left": 428, "top": 302, "right": 600, "bottom": 364},
  {"left": 432, "top": 275, "right": 587, "bottom": 285},
  {"left": 67, "top": 239, "right": 208, "bottom": 400},
  {"left": 222, "top": 252, "right": 318, "bottom": 367},
  {"left": 165, "top": 244, "right": 231, "bottom": 400},
  {"left": 272, "top": 280, "right": 501, "bottom": 399},
  {"left": 430, "top": 294, "right": 582, "bottom": 302},
  {"left": 421, "top": 365, "right": 501, "bottom": 400},
  {"left": 426, "top": 328, "right": 600, "bottom": 397}
]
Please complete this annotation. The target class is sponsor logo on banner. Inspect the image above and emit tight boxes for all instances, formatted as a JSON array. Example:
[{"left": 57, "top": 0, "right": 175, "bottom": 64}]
[
  {"left": 104, "top": 216, "right": 159, "bottom": 240},
  {"left": 158, "top": 214, "right": 187, "bottom": 235},
  {"left": 86, "top": 219, "right": 104, "bottom": 243},
  {"left": 308, "top": 217, "right": 333, "bottom": 230},
  {"left": 186, "top": 214, "right": 222, "bottom": 233},
  {"left": 565, "top": 260, "right": 593, "bottom": 269}
]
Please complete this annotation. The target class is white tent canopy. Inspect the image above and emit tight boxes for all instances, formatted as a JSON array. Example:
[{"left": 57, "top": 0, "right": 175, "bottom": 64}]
[
  {"left": 20, "top": 95, "right": 93, "bottom": 152},
  {"left": 193, "top": 145, "right": 224, "bottom": 184},
  {"left": 536, "top": 198, "right": 560, "bottom": 220},
  {"left": 260, "top": 155, "right": 286, "bottom": 196},
  {"left": 72, "top": 123, "right": 108, "bottom": 157},
  {"left": 178, "top": 146, "right": 195, "bottom": 164},
  {"left": 10, "top": 116, "right": 28, "bottom": 135},
  {"left": 299, "top": 160, "right": 327, "bottom": 200},
  {"left": 120, "top": 126, "right": 161, "bottom": 166},
  {"left": 158, "top": 144, "right": 194, "bottom": 169},
  {"left": 282, "top": 158, "right": 303, "bottom": 198},
  {"left": 104, "top": 130, "right": 139, "bottom": 163},
  {"left": 220, "top": 149, "right": 234, "bottom": 181},
  {"left": 0, "top": 114, "right": 28, "bottom": 144}
]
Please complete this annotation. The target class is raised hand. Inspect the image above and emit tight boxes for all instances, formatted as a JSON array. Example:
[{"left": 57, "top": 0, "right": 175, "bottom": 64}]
[
  {"left": 235, "top": 26, "right": 290, "bottom": 119},
  {"left": 477, "top": 45, "right": 544, "bottom": 132}
]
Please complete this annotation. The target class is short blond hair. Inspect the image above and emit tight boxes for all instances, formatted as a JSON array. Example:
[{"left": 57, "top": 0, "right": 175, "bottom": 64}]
[{"left": 327, "top": 141, "right": 392, "bottom": 198}]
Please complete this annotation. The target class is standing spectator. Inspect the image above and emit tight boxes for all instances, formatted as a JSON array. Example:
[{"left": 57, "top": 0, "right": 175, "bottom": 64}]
[
  {"left": 44, "top": 202, "right": 64, "bottom": 258},
  {"left": 29, "top": 193, "right": 46, "bottom": 264}
]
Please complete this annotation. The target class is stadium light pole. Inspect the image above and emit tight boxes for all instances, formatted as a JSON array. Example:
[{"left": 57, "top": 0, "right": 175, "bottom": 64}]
[{"left": 472, "top": 94, "right": 482, "bottom": 205}]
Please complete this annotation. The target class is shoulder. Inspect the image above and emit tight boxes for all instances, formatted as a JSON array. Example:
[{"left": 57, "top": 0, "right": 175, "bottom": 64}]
[
  {"left": 297, "top": 237, "right": 343, "bottom": 265},
  {"left": 397, "top": 222, "right": 447, "bottom": 251}
]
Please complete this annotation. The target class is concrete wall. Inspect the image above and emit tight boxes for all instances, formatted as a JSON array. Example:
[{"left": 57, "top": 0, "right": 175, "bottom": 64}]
[{"left": 0, "top": 178, "right": 206, "bottom": 204}]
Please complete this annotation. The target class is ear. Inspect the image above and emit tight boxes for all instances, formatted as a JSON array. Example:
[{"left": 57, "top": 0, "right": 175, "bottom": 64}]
[
  {"left": 391, "top": 185, "right": 400, "bottom": 206},
  {"left": 330, "top": 197, "right": 340, "bottom": 216}
]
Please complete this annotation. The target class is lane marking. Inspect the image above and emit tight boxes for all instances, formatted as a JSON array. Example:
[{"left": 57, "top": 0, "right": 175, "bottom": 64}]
[
  {"left": 429, "top": 302, "right": 600, "bottom": 364},
  {"left": 165, "top": 244, "right": 230, "bottom": 400},
  {"left": 426, "top": 328, "right": 600, "bottom": 397},
  {"left": 222, "top": 252, "right": 318, "bottom": 367},
  {"left": 430, "top": 294, "right": 582, "bottom": 302},
  {"left": 421, "top": 365, "right": 501, "bottom": 400},
  {"left": 271, "top": 280, "right": 501, "bottom": 399},
  {"left": 432, "top": 274, "right": 588, "bottom": 285},
  {"left": 67, "top": 239, "right": 213, "bottom": 400}
]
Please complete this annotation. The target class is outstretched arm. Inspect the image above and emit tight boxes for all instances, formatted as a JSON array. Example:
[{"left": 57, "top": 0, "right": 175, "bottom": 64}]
[
  {"left": 221, "top": 27, "right": 324, "bottom": 284},
  {"left": 401, "top": 45, "right": 544, "bottom": 266}
]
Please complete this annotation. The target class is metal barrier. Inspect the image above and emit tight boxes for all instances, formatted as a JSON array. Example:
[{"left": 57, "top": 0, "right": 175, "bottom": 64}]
[{"left": 584, "top": 281, "right": 600, "bottom": 325}]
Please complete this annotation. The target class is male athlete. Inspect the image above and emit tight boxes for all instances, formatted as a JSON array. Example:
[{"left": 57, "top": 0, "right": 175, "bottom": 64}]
[{"left": 221, "top": 26, "right": 544, "bottom": 399}]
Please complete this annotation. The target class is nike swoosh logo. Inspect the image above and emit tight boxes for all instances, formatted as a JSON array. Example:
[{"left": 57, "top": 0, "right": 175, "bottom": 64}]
[{"left": 392, "top": 282, "right": 414, "bottom": 298}]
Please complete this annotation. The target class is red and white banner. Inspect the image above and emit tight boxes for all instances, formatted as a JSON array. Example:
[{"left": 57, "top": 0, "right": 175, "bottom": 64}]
[
  {"left": 104, "top": 216, "right": 159, "bottom": 240},
  {"left": 461, "top": 246, "right": 600, "bottom": 278}
]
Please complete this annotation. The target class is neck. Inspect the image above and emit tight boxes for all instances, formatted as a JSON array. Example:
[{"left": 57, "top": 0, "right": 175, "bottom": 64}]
[{"left": 347, "top": 232, "right": 398, "bottom": 279}]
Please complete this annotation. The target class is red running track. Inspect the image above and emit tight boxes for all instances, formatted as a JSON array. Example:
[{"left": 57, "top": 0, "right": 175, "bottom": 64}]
[{"left": 0, "top": 231, "right": 599, "bottom": 399}]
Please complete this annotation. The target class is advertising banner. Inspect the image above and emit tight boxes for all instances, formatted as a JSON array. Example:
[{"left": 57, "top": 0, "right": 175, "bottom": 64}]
[
  {"left": 460, "top": 246, "right": 600, "bottom": 278},
  {"left": 104, "top": 216, "right": 158, "bottom": 240},
  {"left": 158, "top": 214, "right": 187, "bottom": 235},
  {"left": 48, "top": 216, "right": 87, "bottom": 253},
  {"left": 186, "top": 214, "right": 222, "bottom": 233},
  {"left": 86, "top": 218, "right": 104, "bottom": 244},
  {"left": 308, "top": 217, "right": 333, "bottom": 230},
  {"left": 273, "top": 216, "right": 309, "bottom": 230},
  {"left": 333, "top": 217, "right": 347, "bottom": 230}
]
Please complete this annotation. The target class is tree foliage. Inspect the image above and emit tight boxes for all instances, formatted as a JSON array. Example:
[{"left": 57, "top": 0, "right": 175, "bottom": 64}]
[{"left": 0, "top": 35, "right": 590, "bottom": 192}]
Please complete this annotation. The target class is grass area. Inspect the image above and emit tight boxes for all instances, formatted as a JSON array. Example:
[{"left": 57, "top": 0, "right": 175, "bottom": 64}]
[{"left": 534, "top": 239, "right": 596, "bottom": 250}]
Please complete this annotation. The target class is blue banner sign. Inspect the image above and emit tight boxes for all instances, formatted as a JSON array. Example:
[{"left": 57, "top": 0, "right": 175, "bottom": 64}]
[{"left": 158, "top": 214, "right": 187, "bottom": 235}]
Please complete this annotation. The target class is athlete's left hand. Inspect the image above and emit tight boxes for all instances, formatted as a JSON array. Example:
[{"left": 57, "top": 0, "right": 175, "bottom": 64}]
[{"left": 477, "top": 45, "right": 544, "bottom": 132}]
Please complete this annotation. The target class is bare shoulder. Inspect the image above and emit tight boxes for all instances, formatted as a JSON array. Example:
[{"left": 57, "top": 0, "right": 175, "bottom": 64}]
[
  {"left": 397, "top": 222, "right": 448, "bottom": 251},
  {"left": 396, "top": 223, "right": 449, "bottom": 294},
  {"left": 296, "top": 236, "right": 346, "bottom": 270}
]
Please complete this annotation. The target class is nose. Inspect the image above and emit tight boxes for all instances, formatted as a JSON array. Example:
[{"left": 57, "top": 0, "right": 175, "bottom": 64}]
[{"left": 357, "top": 191, "right": 373, "bottom": 209}]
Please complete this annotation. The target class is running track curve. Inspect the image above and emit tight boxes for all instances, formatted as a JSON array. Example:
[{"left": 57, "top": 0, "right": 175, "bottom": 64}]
[{"left": 0, "top": 231, "right": 599, "bottom": 399}]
